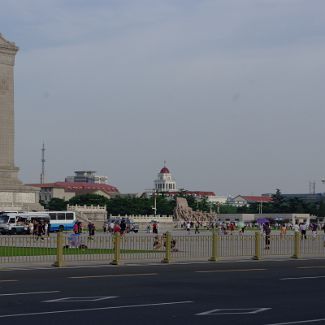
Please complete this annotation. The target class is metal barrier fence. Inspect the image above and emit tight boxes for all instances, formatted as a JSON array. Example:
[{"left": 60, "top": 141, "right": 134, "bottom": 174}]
[{"left": 0, "top": 231, "right": 324, "bottom": 266}]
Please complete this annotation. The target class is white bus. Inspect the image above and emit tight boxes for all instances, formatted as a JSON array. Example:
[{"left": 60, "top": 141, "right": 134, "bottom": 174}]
[{"left": 47, "top": 211, "right": 77, "bottom": 232}]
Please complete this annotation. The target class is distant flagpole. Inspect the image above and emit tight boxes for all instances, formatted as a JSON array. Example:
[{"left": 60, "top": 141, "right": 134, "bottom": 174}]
[{"left": 40, "top": 142, "right": 46, "bottom": 184}]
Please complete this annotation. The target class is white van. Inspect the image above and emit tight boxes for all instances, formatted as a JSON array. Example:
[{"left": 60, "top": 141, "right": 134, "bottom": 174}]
[{"left": 0, "top": 212, "right": 49, "bottom": 235}]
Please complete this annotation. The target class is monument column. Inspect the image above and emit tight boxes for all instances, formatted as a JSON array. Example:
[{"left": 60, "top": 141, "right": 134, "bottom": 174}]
[
  {"left": 0, "top": 34, "right": 20, "bottom": 182},
  {"left": 0, "top": 33, "right": 42, "bottom": 211}
]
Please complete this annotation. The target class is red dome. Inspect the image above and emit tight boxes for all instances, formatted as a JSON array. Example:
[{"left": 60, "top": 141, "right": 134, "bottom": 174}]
[{"left": 160, "top": 167, "right": 170, "bottom": 174}]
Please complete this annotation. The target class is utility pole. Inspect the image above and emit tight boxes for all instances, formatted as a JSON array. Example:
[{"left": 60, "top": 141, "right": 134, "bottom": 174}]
[
  {"left": 152, "top": 190, "right": 157, "bottom": 217},
  {"left": 40, "top": 143, "right": 45, "bottom": 184},
  {"left": 259, "top": 202, "right": 263, "bottom": 214}
]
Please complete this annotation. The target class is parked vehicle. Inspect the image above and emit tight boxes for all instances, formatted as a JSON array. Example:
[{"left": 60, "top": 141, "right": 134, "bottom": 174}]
[
  {"left": 0, "top": 212, "right": 49, "bottom": 235},
  {"left": 47, "top": 211, "right": 77, "bottom": 232},
  {"left": 108, "top": 217, "right": 139, "bottom": 233}
]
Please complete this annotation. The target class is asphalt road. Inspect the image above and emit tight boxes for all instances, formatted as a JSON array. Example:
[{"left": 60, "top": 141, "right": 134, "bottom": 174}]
[{"left": 1, "top": 259, "right": 325, "bottom": 325}]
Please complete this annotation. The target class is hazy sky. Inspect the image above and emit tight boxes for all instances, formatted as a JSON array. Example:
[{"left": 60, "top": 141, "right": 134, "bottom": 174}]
[{"left": 1, "top": 0, "right": 325, "bottom": 196}]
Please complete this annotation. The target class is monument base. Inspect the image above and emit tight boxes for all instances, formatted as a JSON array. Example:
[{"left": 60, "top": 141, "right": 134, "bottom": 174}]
[
  {"left": 0, "top": 188, "right": 43, "bottom": 211},
  {"left": 0, "top": 167, "right": 43, "bottom": 211}
]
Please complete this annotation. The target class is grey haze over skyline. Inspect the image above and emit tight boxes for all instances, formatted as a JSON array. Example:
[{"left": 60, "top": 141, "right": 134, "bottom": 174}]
[{"left": 1, "top": 0, "right": 325, "bottom": 196}]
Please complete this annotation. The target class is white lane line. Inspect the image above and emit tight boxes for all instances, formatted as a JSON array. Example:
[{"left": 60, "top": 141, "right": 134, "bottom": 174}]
[
  {"left": 196, "top": 268, "right": 266, "bottom": 273},
  {"left": 0, "top": 300, "right": 193, "bottom": 318},
  {"left": 69, "top": 273, "right": 158, "bottom": 279},
  {"left": 265, "top": 317, "right": 325, "bottom": 324},
  {"left": 0, "top": 280, "right": 17, "bottom": 283},
  {"left": 297, "top": 266, "right": 325, "bottom": 269},
  {"left": 197, "top": 307, "right": 271, "bottom": 315},
  {"left": 0, "top": 291, "right": 60, "bottom": 297},
  {"left": 280, "top": 276, "right": 325, "bottom": 281},
  {"left": 44, "top": 296, "right": 118, "bottom": 302}
]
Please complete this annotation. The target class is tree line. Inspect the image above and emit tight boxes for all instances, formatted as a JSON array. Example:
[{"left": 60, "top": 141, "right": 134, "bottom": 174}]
[{"left": 41, "top": 189, "right": 325, "bottom": 218}]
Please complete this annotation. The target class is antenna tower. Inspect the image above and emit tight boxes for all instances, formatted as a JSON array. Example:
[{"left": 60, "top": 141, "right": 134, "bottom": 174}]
[
  {"left": 40, "top": 143, "right": 45, "bottom": 184},
  {"left": 309, "top": 181, "right": 316, "bottom": 194}
]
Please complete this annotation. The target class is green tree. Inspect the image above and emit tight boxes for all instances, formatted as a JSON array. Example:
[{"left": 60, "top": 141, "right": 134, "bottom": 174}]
[
  {"left": 68, "top": 194, "right": 109, "bottom": 207},
  {"left": 46, "top": 198, "right": 67, "bottom": 211},
  {"left": 317, "top": 199, "right": 325, "bottom": 219},
  {"left": 272, "top": 189, "right": 285, "bottom": 212},
  {"left": 156, "top": 196, "right": 176, "bottom": 215},
  {"left": 218, "top": 204, "right": 238, "bottom": 214},
  {"left": 196, "top": 197, "right": 211, "bottom": 212}
]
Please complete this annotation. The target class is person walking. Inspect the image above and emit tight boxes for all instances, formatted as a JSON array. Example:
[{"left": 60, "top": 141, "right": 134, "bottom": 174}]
[
  {"left": 120, "top": 219, "right": 126, "bottom": 235},
  {"left": 293, "top": 222, "right": 300, "bottom": 233},
  {"left": 195, "top": 222, "right": 200, "bottom": 234},
  {"left": 186, "top": 222, "right": 191, "bottom": 234},
  {"left": 28, "top": 221, "right": 34, "bottom": 235},
  {"left": 103, "top": 221, "right": 108, "bottom": 233},
  {"left": 44, "top": 221, "right": 49, "bottom": 238},
  {"left": 36, "top": 221, "right": 44, "bottom": 241},
  {"left": 88, "top": 222, "right": 95, "bottom": 240},
  {"left": 311, "top": 222, "right": 317, "bottom": 239},
  {"left": 109, "top": 220, "right": 115, "bottom": 233},
  {"left": 263, "top": 222, "right": 271, "bottom": 250},
  {"left": 113, "top": 222, "right": 121, "bottom": 234},
  {"left": 152, "top": 222, "right": 158, "bottom": 234},
  {"left": 280, "top": 224, "right": 287, "bottom": 238},
  {"left": 300, "top": 222, "right": 307, "bottom": 240}
]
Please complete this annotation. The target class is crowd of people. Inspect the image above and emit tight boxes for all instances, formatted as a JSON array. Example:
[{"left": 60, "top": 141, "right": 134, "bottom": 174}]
[{"left": 15, "top": 218, "right": 50, "bottom": 239}]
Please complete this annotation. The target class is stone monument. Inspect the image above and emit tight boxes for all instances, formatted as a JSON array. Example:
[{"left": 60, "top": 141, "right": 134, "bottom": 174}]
[{"left": 0, "top": 33, "right": 42, "bottom": 211}]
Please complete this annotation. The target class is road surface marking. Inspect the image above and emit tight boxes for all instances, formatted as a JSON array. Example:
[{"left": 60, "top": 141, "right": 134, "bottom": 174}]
[
  {"left": 0, "top": 300, "right": 193, "bottom": 318},
  {"left": 0, "top": 280, "right": 17, "bottom": 283},
  {"left": 297, "top": 266, "right": 325, "bottom": 269},
  {"left": 265, "top": 318, "right": 325, "bottom": 324},
  {"left": 280, "top": 275, "right": 325, "bottom": 281},
  {"left": 0, "top": 291, "right": 60, "bottom": 297},
  {"left": 44, "top": 296, "right": 118, "bottom": 302},
  {"left": 69, "top": 273, "right": 158, "bottom": 279},
  {"left": 197, "top": 308, "right": 271, "bottom": 315},
  {"left": 196, "top": 268, "right": 266, "bottom": 273}
]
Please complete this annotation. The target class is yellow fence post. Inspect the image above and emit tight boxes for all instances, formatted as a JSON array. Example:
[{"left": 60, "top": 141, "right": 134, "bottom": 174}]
[
  {"left": 209, "top": 227, "right": 218, "bottom": 262},
  {"left": 253, "top": 231, "right": 261, "bottom": 260},
  {"left": 292, "top": 232, "right": 301, "bottom": 259},
  {"left": 53, "top": 231, "right": 64, "bottom": 267},
  {"left": 162, "top": 232, "right": 171, "bottom": 263},
  {"left": 110, "top": 232, "right": 121, "bottom": 265}
]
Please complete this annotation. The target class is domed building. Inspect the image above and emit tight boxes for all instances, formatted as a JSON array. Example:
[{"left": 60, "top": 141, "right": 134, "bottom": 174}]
[
  {"left": 152, "top": 163, "right": 220, "bottom": 204},
  {"left": 154, "top": 164, "right": 177, "bottom": 193}
]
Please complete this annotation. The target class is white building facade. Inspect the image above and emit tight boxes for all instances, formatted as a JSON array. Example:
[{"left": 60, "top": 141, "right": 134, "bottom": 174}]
[{"left": 154, "top": 165, "right": 177, "bottom": 193}]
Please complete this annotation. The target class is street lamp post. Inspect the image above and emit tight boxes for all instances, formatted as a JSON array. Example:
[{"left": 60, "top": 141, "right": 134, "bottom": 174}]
[{"left": 152, "top": 190, "right": 157, "bottom": 217}]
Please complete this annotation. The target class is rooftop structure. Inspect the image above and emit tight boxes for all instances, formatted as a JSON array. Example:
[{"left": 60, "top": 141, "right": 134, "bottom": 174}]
[
  {"left": 28, "top": 182, "right": 119, "bottom": 204},
  {"left": 229, "top": 195, "right": 273, "bottom": 207},
  {"left": 65, "top": 170, "right": 108, "bottom": 184}
]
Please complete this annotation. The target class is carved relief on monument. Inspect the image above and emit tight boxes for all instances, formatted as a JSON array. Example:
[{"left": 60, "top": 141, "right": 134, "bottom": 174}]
[
  {"left": 15, "top": 192, "right": 37, "bottom": 203},
  {"left": 0, "top": 53, "right": 15, "bottom": 66},
  {"left": 0, "top": 192, "right": 14, "bottom": 203},
  {"left": 0, "top": 77, "right": 9, "bottom": 94}
]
